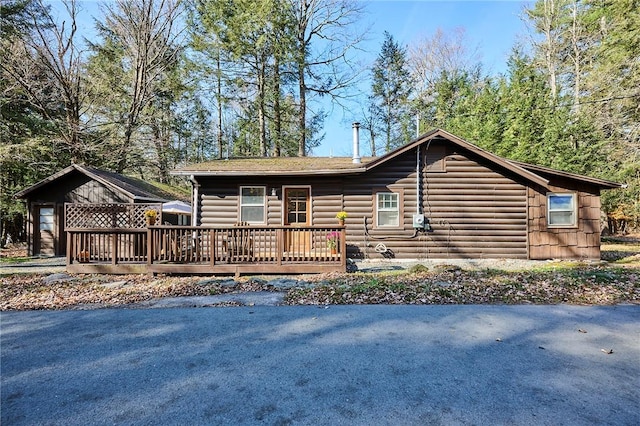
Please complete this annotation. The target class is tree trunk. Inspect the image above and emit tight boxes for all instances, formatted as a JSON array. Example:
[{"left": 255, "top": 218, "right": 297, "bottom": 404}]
[
  {"left": 258, "top": 53, "right": 267, "bottom": 157},
  {"left": 273, "top": 54, "right": 282, "bottom": 157},
  {"left": 570, "top": 0, "right": 581, "bottom": 115},
  {"left": 297, "top": 59, "right": 306, "bottom": 157},
  {"left": 216, "top": 52, "right": 224, "bottom": 159}
]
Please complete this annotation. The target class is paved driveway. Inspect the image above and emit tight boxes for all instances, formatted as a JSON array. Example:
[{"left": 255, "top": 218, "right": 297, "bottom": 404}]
[{"left": 2, "top": 305, "right": 639, "bottom": 425}]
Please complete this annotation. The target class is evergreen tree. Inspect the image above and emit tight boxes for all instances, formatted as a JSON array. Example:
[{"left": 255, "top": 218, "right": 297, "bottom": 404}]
[{"left": 371, "top": 31, "right": 412, "bottom": 152}]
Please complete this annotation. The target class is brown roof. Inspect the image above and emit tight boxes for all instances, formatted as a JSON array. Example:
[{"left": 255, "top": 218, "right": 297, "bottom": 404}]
[
  {"left": 173, "top": 156, "right": 374, "bottom": 175},
  {"left": 508, "top": 160, "right": 622, "bottom": 189},
  {"left": 15, "top": 164, "right": 189, "bottom": 201},
  {"left": 172, "top": 129, "right": 622, "bottom": 190}
]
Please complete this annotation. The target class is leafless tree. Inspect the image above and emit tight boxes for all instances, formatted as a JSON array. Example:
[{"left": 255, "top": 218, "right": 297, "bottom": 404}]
[
  {"left": 408, "top": 27, "right": 481, "bottom": 106},
  {"left": 97, "top": 0, "right": 183, "bottom": 173},
  {"left": 291, "top": 0, "right": 365, "bottom": 156},
  {"left": 1, "top": 0, "right": 90, "bottom": 162},
  {"left": 524, "top": 0, "right": 562, "bottom": 100}
]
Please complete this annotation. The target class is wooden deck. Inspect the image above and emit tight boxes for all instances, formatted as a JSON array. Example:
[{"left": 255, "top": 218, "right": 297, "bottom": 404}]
[{"left": 66, "top": 225, "right": 347, "bottom": 276}]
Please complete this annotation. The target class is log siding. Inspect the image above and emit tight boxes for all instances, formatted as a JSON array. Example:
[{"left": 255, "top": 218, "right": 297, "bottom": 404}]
[
  {"left": 184, "top": 129, "right": 621, "bottom": 262},
  {"left": 197, "top": 146, "right": 530, "bottom": 260},
  {"left": 342, "top": 146, "right": 529, "bottom": 260}
]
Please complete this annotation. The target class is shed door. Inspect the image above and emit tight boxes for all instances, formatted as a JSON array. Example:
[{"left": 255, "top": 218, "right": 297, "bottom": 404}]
[
  {"left": 284, "top": 188, "right": 310, "bottom": 253},
  {"left": 36, "top": 206, "right": 55, "bottom": 255}
]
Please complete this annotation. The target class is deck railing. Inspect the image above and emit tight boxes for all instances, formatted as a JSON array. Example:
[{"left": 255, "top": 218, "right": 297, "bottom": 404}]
[{"left": 66, "top": 225, "right": 346, "bottom": 275}]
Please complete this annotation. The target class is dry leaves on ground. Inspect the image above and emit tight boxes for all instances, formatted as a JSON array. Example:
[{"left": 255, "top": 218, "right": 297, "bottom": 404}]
[
  {"left": 284, "top": 266, "right": 640, "bottom": 306},
  {"left": 1, "top": 264, "right": 639, "bottom": 310},
  {"left": 0, "top": 275, "right": 273, "bottom": 311}
]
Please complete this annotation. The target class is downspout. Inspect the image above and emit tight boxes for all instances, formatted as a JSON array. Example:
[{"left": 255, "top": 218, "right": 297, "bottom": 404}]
[
  {"left": 415, "top": 114, "right": 421, "bottom": 216},
  {"left": 189, "top": 175, "right": 200, "bottom": 226},
  {"left": 416, "top": 144, "right": 421, "bottom": 215}
]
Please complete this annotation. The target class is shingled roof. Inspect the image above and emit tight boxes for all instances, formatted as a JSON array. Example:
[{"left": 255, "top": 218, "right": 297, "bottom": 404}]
[
  {"left": 173, "top": 156, "right": 375, "bottom": 176},
  {"left": 172, "top": 128, "right": 621, "bottom": 190},
  {"left": 15, "top": 164, "right": 188, "bottom": 201}
]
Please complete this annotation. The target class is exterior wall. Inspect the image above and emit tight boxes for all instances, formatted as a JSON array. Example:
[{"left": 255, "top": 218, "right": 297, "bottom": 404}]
[
  {"left": 197, "top": 143, "right": 531, "bottom": 260},
  {"left": 67, "top": 178, "right": 129, "bottom": 204},
  {"left": 195, "top": 143, "right": 606, "bottom": 261},
  {"left": 343, "top": 144, "right": 529, "bottom": 260},
  {"left": 198, "top": 177, "right": 344, "bottom": 227},
  {"left": 528, "top": 182, "right": 602, "bottom": 259},
  {"left": 24, "top": 173, "right": 131, "bottom": 256}
]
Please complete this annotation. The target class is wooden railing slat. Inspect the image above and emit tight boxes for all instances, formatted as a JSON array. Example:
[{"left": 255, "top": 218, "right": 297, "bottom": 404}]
[{"left": 66, "top": 225, "right": 346, "bottom": 273}]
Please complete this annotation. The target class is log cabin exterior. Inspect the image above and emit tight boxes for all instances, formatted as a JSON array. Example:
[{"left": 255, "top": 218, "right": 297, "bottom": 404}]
[{"left": 174, "top": 129, "right": 621, "bottom": 262}]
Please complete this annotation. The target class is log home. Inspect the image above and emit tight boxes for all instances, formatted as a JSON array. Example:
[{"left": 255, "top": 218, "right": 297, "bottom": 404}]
[{"left": 174, "top": 128, "right": 621, "bottom": 262}]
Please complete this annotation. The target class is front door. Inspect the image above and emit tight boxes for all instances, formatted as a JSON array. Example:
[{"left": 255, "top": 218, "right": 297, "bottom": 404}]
[
  {"left": 284, "top": 188, "right": 310, "bottom": 253},
  {"left": 36, "top": 205, "right": 55, "bottom": 256}
]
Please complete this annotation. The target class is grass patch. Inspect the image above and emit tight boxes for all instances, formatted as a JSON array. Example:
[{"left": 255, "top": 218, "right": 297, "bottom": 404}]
[
  {"left": 601, "top": 236, "right": 640, "bottom": 264},
  {"left": 0, "top": 256, "right": 32, "bottom": 264}
]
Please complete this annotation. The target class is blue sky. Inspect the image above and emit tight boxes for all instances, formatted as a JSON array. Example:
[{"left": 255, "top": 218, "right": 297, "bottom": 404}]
[
  {"left": 315, "top": 0, "right": 532, "bottom": 157},
  {"left": 48, "top": 0, "right": 532, "bottom": 158}
]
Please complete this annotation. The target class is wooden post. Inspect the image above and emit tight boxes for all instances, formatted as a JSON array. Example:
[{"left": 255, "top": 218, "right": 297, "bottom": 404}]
[
  {"left": 147, "top": 227, "right": 153, "bottom": 267},
  {"left": 214, "top": 229, "right": 218, "bottom": 268},
  {"left": 112, "top": 232, "right": 118, "bottom": 265},
  {"left": 146, "top": 227, "right": 153, "bottom": 277},
  {"left": 340, "top": 227, "right": 347, "bottom": 269},
  {"left": 276, "top": 228, "right": 283, "bottom": 266},
  {"left": 66, "top": 231, "right": 72, "bottom": 266}
]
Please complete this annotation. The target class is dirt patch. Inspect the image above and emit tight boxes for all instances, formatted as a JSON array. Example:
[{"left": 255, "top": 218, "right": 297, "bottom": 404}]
[{"left": 0, "top": 243, "right": 28, "bottom": 259}]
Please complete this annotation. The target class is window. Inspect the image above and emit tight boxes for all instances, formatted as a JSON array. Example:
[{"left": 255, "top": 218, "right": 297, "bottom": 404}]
[
  {"left": 240, "top": 186, "right": 266, "bottom": 223},
  {"left": 547, "top": 193, "right": 577, "bottom": 227},
  {"left": 377, "top": 192, "right": 399, "bottom": 227},
  {"left": 39, "top": 207, "right": 54, "bottom": 231},
  {"left": 177, "top": 214, "right": 190, "bottom": 226}
]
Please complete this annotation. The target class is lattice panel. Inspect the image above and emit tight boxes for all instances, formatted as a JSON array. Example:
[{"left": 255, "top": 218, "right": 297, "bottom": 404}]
[{"left": 65, "top": 203, "right": 161, "bottom": 229}]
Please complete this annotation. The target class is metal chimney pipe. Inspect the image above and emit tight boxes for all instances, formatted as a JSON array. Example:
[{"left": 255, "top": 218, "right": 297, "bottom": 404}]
[{"left": 352, "top": 122, "right": 361, "bottom": 164}]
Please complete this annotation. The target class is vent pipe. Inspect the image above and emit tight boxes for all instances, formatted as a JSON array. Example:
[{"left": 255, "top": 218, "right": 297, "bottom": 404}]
[{"left": 352, "top": 122, "right": 361, "bottom": 164}]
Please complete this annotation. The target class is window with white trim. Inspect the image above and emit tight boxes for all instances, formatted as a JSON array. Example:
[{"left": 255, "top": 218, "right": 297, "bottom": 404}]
[
  {"left": 547, "top": 193, "right": 577, "bottom": 227},
  {"left": 240, "top": 186, "right": 266, "bottom": 223},
  {"left": 377, "top": 192, "right": 399, "bottom": 227}
]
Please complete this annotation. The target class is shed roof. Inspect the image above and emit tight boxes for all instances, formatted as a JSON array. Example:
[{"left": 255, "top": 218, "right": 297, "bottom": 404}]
[
  {"left": 15, "top": 164, "right": 186, "bottom": 201},
  {"left": 173, "top": 129, "right": 622, "bottom": 190}
]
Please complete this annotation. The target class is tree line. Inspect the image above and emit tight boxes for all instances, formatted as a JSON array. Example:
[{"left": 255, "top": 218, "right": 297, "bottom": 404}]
[{"left": 1, "top": 0, "right": 638, "bottom": 244}]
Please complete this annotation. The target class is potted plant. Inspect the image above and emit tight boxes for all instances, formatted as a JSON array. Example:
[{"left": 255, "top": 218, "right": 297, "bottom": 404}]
[
  {"left": 144, "top": 209, "right": 158, "bottom": 226},
  {"left": 335, "top": 211, "right": 348, "bottom": 226},
  {"left": 326, "top": 231, "right": 340, "bottom": 254}
]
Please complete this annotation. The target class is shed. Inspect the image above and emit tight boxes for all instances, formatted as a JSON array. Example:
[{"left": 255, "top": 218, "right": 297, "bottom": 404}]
[
  {"left": 173, "top": 129, "right": 622, "bottom": 260},
  {"left": 15, "top": 164, "right": 182, "bottom": 256}
]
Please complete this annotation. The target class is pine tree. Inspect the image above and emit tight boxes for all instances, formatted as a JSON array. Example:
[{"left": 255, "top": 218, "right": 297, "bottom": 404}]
[{"left": 371, "top": 32, "right": 412, "bottom": 152}]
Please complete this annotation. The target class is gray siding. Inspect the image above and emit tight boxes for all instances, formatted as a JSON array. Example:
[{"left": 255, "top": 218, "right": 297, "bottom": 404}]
[{"left": 68, "top": 179, "right": 129, "bottom": 204}]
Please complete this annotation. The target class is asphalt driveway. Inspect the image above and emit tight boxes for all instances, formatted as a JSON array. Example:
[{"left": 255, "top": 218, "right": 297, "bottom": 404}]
[{"left": 2, "top": 305, "right": 639, "bottom": 425}]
